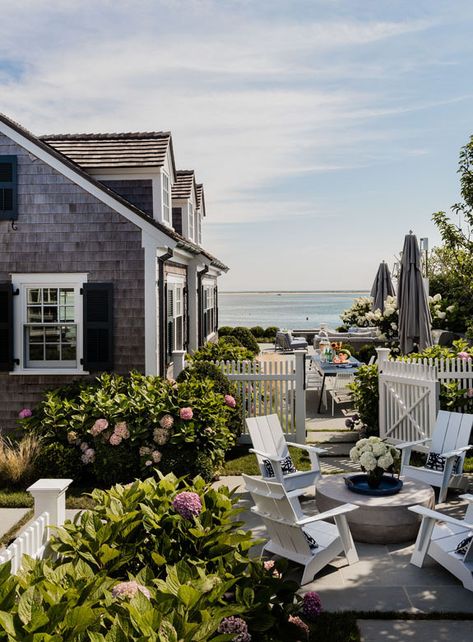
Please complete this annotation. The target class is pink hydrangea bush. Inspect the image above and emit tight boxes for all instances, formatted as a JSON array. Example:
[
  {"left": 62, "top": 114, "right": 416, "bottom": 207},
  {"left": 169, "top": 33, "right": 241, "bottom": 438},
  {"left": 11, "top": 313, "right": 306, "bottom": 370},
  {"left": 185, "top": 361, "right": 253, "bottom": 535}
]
[
  {"left": 153, "top": 427, "right": 170, "bottom": 445},
  {"left": 172, "top": 491, "right": 202, "bottom": 519},
  {"left": 288, "top": 615, "right": 310, "bottom": 640},
  {"left": 109, "top": 433, "right": 122, "bottom": 446},
  {"left": 263, "top": 559, "right": 282, "bottom": 579},
  {"left": 224, "top": 394, "right": 237, "bottom": 408},
  {"left": 18, "top": 408, "right": 32, "bottom": 419},
  {"left": 179, "top": 407, "right": 193, "bottom": 420},
  {"left": 111, "top": 580, "right": 150, "bottom": 600},
  {"left": 90, "top": 418, "right": 108, "bottom": 436},
  {"left": 114, "top": 421, "right": 130, "bottom": 439},
  {"left": 81, "top": 448, "right": 95, "bottom": 465},
  {"left": 159, "top": 414, "right": 174, "bottom": 429}
]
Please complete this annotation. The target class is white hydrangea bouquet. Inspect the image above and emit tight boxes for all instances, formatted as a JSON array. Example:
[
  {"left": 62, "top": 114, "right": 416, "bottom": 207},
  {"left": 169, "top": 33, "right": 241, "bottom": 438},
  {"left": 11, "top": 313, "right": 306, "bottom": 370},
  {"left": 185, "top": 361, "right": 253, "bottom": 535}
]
[{"left": 350, "top": 437, "right": 401, "bottom": 488}]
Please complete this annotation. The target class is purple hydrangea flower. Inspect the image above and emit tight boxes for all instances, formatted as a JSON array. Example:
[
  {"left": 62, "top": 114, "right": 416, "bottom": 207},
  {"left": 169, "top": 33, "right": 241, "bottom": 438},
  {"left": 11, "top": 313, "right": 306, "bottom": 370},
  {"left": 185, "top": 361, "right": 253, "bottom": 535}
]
[
  {"left": 172, "top": 491, "right": 202, "bottom": 520},
  {"left": 18, "top": 408, "right": 32, "bottom": 419},
  {"left": 302, "top": 591, "right": 322, "bottom": 619},
  {"left": 224, "top": 394, "right": 237, "bottom": 408},
  {"left": 218, "top": 616, "right": 251, "bottom": 642}
]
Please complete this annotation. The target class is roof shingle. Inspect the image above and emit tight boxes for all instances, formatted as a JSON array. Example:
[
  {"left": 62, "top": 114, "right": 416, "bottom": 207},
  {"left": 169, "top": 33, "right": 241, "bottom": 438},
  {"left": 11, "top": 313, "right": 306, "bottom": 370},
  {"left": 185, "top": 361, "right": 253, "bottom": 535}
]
[
  {"left": 172, "top": 170, "right": 195, "bottom": 200},
  {"left": 40, "top": 132, "right": 172, "bottom": 169}
]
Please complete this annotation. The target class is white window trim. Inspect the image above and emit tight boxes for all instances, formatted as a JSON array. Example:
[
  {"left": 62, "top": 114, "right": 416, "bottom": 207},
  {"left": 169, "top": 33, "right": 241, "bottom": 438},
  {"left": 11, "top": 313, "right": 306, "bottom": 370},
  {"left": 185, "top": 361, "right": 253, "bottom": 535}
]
[
  {"left": 162, "top": 172, "right": 171, "bottom": 224},
  {"left": 10, "top": 273, "right": 89, "bottom": 375}
]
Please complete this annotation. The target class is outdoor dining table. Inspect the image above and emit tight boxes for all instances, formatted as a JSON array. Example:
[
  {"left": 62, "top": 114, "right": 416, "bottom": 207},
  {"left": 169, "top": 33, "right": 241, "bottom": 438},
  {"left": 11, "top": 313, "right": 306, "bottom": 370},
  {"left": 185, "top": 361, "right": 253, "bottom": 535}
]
[{"left": 311, "top": 355, "right": 362, "bottom": 413}]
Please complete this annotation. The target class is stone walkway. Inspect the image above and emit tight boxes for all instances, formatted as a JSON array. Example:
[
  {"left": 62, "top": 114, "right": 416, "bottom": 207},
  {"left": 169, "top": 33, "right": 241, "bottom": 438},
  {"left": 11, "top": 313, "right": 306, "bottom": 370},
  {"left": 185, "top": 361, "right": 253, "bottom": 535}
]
[{"left": 358, "top": 619, "right": 473, "bottom": 642}]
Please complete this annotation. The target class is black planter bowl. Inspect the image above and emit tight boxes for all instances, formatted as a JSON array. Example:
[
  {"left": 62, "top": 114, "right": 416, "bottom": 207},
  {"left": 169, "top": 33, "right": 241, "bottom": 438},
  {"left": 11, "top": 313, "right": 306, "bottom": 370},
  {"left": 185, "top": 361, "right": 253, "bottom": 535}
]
[{"left": 344, "top": 474, "right": 403, "bottom": 496}]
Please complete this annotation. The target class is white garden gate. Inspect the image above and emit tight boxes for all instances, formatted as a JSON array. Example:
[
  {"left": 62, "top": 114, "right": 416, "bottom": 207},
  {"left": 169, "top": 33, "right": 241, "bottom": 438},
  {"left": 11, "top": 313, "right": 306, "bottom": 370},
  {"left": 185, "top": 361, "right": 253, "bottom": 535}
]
[{"left": 378, "top": 359, "right": 439, "bottom": 443}]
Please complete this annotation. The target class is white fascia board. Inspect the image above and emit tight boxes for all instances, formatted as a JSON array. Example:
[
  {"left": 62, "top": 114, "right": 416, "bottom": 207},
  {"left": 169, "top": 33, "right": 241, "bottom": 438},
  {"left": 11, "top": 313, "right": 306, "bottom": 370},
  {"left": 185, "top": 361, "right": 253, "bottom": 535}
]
[
  {"left": 165, "top": 247, "right": 196, "bottom": 265},
  {"left": 0, "top": 119, "right": 175, "bottom": 248}
]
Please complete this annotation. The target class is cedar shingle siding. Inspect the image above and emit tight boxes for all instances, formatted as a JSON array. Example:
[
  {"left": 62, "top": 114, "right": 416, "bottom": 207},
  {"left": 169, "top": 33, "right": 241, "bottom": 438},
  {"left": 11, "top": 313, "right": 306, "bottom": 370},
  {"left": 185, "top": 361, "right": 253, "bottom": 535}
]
[
  {"left": 0, "top": 133, "right": 145, "bottom": 433},
  {"left": 101, "top": 179, "right": 153, "bottom": 217}
]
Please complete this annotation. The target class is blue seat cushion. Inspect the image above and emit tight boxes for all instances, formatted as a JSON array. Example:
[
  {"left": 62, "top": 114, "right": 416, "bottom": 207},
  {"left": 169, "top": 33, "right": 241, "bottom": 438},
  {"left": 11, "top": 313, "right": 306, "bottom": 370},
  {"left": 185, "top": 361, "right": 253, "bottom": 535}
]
[{"left": 262, "top": 455, "right": 297, "bottom": 478}]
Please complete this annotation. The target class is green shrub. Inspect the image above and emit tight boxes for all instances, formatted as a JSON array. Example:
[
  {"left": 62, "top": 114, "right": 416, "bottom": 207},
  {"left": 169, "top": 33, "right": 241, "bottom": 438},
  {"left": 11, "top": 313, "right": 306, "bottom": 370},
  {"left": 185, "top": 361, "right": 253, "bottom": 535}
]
[
  {"left": 349, "top": 364, "right": 379, "bottom": 436},
  {"left": 34, "top": 442, "right": 84, "bottom": 481},
  {"left": 221, "top": 335, "right": 243, "bottom": 347},
  {"left": 190, "top": 338, "right": 254, "bottom": 362},
  {"left": 353, "top": 343, "right": 377, "bottom": 364},
  {"left": 217, "top": 325, "right": 233, "bottom": 336},
  {"left": 230, "top": 327, "right": 260, "bottom": 355},
  {"left": 264, "top": 326, "right": 279, "bottom": 339},
  {"left": 0, "top": 475, "right": 314, "bottom": 640},
  {"left": 20, "top": 372, "right": 237, "bottom": 487},
  {"left": 177, "top": 361, "right": 243, "bottom": 439},
  {"left": 250, "top": 325, "right": 265, "bottom": 337}
]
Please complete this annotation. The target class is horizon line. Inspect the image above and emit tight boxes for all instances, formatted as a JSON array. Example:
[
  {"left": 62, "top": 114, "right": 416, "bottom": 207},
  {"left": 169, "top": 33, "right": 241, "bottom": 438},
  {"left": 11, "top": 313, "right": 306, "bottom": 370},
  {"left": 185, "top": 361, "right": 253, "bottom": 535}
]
[{"left": 220, "top": 289, "right": 370, "bottom": 294}]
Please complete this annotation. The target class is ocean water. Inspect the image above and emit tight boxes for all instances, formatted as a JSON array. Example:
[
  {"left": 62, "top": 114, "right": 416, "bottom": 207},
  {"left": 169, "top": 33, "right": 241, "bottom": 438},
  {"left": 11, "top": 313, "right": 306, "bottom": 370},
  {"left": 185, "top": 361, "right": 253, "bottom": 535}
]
[{"left": 219, "top": 291, "right": 369, "bottom": 330}]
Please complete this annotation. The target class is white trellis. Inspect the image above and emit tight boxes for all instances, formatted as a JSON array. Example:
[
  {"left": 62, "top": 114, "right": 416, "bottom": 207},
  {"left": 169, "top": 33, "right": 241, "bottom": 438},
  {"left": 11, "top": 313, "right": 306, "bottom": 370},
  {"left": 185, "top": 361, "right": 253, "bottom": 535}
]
[{"left": 378, "top": 357, "right": 439, "bottom": 443}]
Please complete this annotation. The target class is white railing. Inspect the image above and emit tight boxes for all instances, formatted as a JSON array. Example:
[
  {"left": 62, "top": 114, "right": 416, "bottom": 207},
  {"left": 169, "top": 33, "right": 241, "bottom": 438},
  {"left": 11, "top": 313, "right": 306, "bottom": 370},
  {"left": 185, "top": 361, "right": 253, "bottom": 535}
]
[
  {"left": 0, "top": 479, "right": 72, "bottom": 575},
  {"left": 0, "top": 512, "right": 49, "bottom": 574},
  {"left": 214, "top": 350, "right": 307, "bottom": 443}
]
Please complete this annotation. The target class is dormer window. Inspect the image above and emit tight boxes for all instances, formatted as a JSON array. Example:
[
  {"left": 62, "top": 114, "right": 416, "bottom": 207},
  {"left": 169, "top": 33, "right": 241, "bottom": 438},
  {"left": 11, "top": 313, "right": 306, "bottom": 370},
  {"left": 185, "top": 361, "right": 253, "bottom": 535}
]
[
  {"left": 162, "top": 172, "right": 171, "bottom": 223},
  {"left": 188, "top": 204, "right": 194, "bottom": 241},
  {"left": 0, "top": 156, "right": 18, "bottom": 221}
]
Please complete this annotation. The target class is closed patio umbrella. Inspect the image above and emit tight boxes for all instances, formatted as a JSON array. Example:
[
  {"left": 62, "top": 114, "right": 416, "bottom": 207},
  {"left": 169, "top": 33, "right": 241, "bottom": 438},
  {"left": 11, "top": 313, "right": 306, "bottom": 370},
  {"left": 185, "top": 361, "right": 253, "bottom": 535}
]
[
  {"left": 398, "top": 233, "right": 433, "bottom": 354},
  {"left": 370, "top": 261, "right": 395, "bottom": 312}
]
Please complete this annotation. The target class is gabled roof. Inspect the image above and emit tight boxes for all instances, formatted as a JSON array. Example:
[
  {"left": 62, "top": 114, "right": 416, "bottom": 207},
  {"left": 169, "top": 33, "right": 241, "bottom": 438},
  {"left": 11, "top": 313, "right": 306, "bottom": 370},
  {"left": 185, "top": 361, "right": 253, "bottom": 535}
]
[
  {"left": 41, "top": 131, "right": 177, "bottom": 181},
  {"left": 172, "top": 170, "right": 197, "bottom": 201},
  {"left": 0, "top": 112, "right": 227, "bottom": 271},
  {"left": 196, "top": 183, "right": 206, "bottom": 217}
]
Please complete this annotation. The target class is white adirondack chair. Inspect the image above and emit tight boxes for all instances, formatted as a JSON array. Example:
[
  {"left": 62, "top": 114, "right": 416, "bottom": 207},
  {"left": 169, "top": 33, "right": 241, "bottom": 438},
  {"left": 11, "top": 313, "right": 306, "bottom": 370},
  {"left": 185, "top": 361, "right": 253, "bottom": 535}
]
[
  {"left": 246, "top": 414, "right": 326, "bottom": 497},
  {"left": 398, "top": 410, "right": 473, "bottom": 503},
  {"left": 242, "top": 474, "right": 359, "bottom": 584},
  {"left": 409, "top": 494, "right": 473, "bottom": 591}
]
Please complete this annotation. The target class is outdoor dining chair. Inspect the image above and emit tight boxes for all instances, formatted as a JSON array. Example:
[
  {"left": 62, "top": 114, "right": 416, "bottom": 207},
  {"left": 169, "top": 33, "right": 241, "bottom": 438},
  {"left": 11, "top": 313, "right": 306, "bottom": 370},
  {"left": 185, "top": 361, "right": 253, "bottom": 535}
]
[{"left": 327, "top": 372, "right": 355, "bottom": 416}]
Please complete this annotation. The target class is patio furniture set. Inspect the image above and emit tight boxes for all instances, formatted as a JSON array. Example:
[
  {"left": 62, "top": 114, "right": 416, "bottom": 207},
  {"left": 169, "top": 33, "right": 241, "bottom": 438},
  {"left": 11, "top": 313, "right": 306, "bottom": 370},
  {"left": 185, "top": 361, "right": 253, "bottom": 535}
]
[{"left": 244, "top": 412, "right": 473, "bottom": 591}]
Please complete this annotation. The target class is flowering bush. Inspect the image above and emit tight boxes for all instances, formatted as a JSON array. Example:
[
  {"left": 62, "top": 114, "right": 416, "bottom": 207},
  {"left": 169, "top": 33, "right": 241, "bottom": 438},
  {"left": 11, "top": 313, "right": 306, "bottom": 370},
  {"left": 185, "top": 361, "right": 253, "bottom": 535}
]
[
  {"left": 340, "top": 296, "right": 376, "bottom": 328},
  {"left": 350, "top": 436, "right": 400, "bottom": 473},
  {"left": 0, "top": 474, "right": 324, "bottom": 640},
  {"left": 20, "top": 371, "right": 237, "bottom": 485},
  {"left": 172, "top": 491, "right": 202, "bottom": 519}
]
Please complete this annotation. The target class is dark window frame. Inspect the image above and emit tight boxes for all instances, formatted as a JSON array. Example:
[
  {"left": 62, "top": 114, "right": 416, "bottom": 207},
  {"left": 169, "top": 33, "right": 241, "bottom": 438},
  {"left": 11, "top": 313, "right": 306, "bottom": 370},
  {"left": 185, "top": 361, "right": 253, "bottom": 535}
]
[{"left": 0, "top": 155, "right": 18, "bottom": 221}]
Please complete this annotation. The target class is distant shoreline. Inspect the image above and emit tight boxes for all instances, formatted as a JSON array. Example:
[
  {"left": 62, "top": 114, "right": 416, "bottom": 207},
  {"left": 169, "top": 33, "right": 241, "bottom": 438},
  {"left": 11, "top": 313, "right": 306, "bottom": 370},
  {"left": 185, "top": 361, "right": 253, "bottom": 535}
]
[{"left": 220, "top": 290, "right": 369, "bottom": 294}]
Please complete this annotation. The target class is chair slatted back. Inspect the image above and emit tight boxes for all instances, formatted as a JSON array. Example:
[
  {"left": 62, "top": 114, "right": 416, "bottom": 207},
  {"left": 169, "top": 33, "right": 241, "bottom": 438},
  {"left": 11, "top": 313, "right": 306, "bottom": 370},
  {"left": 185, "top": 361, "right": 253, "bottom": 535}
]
[
  {"left": 242, "top": 475, "right": 311, "bottom": 556},
  {"left": 333, "top": 372, "right": 354, "bottom": 391},
  {"left": 463, "top": 537, "right": 473, "bottom": 563},
  {"left": 246, "top": 414, "right": 289, "bottom": 460},
  {"left": 430, "top": 411, "right": 473, "bottom": 462}
]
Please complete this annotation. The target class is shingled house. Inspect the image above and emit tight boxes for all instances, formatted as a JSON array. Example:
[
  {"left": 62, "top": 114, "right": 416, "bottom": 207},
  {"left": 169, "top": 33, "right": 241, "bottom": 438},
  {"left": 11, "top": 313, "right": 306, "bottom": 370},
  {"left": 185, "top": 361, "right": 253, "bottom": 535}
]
[{"left": 0, "top": 113, "right": 227, "bottom": 432}]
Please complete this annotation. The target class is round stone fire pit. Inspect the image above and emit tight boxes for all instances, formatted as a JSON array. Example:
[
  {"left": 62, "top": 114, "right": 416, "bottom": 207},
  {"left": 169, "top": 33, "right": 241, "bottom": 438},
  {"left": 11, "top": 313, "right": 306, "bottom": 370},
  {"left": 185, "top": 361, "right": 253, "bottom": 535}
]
[{"left": 316, "top": 474, "right": 435, "bottom": 544}]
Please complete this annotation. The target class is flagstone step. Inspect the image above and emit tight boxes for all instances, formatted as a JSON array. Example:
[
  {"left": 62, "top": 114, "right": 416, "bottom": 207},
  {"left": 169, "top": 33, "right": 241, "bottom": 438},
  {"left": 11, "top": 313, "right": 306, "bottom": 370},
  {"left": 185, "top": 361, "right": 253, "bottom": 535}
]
[{"left": 306, "top": 430, "right": 358, "bottom": 444}]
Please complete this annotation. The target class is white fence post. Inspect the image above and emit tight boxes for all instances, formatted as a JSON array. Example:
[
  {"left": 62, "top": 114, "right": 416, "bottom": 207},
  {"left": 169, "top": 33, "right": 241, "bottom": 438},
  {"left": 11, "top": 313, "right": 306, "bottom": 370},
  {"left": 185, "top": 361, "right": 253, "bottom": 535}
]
[
  {"left": 294, "top": 350, "right": 307, "bottom": 444},
  {"left": 27, "top": 479, "right": 73, "bottom": 528},
  {"left": 172, "top": 350, "right": 186, "bottom": 379},
  {"left": 376, "top": 347, "right": 390, "bottom": 372}
]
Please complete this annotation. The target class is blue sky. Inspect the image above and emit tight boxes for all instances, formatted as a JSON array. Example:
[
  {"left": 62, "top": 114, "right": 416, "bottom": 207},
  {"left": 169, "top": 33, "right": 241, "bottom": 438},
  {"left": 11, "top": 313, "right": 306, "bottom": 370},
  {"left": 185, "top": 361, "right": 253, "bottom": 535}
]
[{"left": 1, "top": 0, "right": 472, "bottom": 290}]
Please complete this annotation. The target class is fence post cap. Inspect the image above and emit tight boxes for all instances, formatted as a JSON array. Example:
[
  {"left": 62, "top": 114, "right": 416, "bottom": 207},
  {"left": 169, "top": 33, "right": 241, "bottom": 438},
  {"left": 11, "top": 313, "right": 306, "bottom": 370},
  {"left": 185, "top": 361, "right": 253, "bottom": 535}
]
[{"left": 27, "top": 479, "right": 73, "bottom": 493}]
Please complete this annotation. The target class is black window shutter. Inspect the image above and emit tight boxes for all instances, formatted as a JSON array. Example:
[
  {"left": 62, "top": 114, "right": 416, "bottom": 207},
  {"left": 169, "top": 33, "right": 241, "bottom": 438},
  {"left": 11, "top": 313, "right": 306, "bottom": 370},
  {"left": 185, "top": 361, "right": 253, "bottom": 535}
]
[
  {"left": 0, "top": 282, "right": 14, "bottom": 371},
  {"left": 0, "top": 156, "right": 18, "bottom": 221},
  {"left": 82, "top": 283, "right": 113, "bottom": 371}
]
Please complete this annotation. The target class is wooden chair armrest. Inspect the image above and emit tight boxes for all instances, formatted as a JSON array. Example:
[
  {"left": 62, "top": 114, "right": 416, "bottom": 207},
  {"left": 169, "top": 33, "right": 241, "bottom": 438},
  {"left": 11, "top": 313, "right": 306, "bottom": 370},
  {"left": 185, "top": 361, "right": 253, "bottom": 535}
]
[
  {"left": 408, "top": 505, "right": 473, "bottom": 530},
  {"left": 441, "top": 446, "right": 471, "bottom": 458},
  {"left": 248, "top": 448, "right": 284, "bottom": 462},
  {"left": 397, "top": 438, "right": 430, "bottom": 450},
  {"left": 296, "top": 504, "right": 358, "bottom": 526},
  {"left": 285, "top": 442, "right": 327, "bottom": 455}
]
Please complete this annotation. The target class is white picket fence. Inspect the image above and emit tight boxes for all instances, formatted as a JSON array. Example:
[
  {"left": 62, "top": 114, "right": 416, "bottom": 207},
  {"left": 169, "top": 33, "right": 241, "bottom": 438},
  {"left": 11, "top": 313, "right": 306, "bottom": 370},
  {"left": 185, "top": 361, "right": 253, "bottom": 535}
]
[
  {"left": 0, "top": 512, "right": 50, "bottom": 574},
  {"left": 0, "top": 479, "right": 72, "bottom": 575},
  {"left": 404, "top": 356, "right": 473, "bottom": 390},
  {"left": 213, "top": 351, "right": 307, "bottom": 443}
]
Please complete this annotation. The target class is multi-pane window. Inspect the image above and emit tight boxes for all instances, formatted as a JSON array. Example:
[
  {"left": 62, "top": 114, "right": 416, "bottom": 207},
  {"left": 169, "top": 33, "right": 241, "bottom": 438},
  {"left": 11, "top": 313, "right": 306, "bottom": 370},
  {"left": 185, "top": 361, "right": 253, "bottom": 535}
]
[
  {"left": 166, "top": 282, "right": 184, "bottom": 360},
  {"left": 162, "top": 172, "right": 170, "bottom": 223},
  {"left": 188, "top": 204, "right": 194, "bottom": 241},
  {"left": 203, "top": 285, "right": 215, "bottom": 338},
  {"left": 25, "top": 287, "right": 77, "bottom": 367},
  {"left": 0, "top": 156, "right": 17, "bottom": 220}
]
